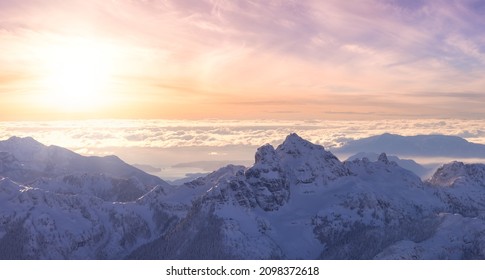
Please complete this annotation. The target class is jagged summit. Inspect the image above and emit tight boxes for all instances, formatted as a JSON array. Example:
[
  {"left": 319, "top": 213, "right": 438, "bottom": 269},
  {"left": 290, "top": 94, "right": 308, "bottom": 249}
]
[
  {"left": 253, "top": 132, "right": 341, "bottom": 166},
  {"left": 247, "top": 134, "right": 349, "bottom": 188},
  {"left": 280, "top": 133, "right": 311, "bottom": 147},
  {"left": 254, "top": 144, "right": 277, "bottom": 165},
  {"left": 377, "top": 152, "right": 390, "bottom": 164},
  {"left": 276, "top": 133, "right": 340, "bottom": 165},
  {"left": 277, "top": 133, "right": 330, "bottom": 158}
]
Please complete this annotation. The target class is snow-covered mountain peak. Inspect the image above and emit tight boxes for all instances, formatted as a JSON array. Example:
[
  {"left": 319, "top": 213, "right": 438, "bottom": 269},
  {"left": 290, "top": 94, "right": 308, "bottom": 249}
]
[
  {"left": 279, "top": 132, "right": 311, "bottom": 148},
  {"left": 274, "top": 134, "right": 348, "bottom": 185},
  {"left": 276, "top": 133, "right": 329, "bottom": 159},
  {"left": 276, "top": 133, "right": 341, "bottom": 166},
  {"left": 254, "top": 144, "right": 278, "bottom": 165},
  {"left": 0, "top": 136, "right": 51, "bottom": 161},
  {"left": 1, "top": 136, "right": 77, "bottom": 168},
  {"left": 430, "top": 161, "right": 466, "bottom": 186},
  {"left": 244, "top": 133, "right": 350, "bottom": 188},
  {"left": 1, "top": 136, "right": 74, "bottom": 158},
  {"left": 4, "top": 136, "right": 42, "bottom": 147},
  {"left": 428, "top": 161, "right": 485, "bottom": 188},
  {"left": 426, "top": 162, "right": 485, "bottom": 217},
  {"left": 211, "top": 134, "right": 351, "bottom": 212},
  {"left": 378, "top": 152, "right": 390, "bottom": 164}
]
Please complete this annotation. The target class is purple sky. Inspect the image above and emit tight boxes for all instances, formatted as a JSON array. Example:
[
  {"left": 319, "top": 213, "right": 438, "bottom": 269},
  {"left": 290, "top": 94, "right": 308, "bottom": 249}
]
[{"left": 0, "top": 0, "right": 484, "bottom": 120}]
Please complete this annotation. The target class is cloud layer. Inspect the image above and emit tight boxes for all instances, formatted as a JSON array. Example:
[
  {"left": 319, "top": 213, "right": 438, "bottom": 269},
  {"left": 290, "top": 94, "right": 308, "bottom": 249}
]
[
  {"left": 3, "top": 118, "right": 485, "bottom": 179},
  {"left": 2, "top": 119, "right": 485, "bottom": 150}
]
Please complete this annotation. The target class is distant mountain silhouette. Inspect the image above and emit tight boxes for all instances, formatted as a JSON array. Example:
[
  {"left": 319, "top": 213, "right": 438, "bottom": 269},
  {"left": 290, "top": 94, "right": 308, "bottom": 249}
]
[{"left": 337, "top": 133, "right": 485, "bottom": 158}]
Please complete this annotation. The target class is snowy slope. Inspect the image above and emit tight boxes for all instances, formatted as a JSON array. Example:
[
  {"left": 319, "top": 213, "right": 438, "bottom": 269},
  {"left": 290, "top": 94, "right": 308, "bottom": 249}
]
[
  {"left": 0, "top": 136, "right": 178, "bottom": 259},
  {"left": 0, "top": 176, "right": 178, "bottom": 259},
  {"left": 375, "top": 213, "right": 485, "bottom": 259},
  {"left": 30, "top": 173, "right": 156, "bottom": 202}
]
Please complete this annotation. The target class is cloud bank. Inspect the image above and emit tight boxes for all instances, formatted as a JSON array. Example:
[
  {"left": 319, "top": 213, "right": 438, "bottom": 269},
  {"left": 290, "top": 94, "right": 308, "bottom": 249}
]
[
  {"left": 2, "top": 119, "right": 485, "bottom": 180},
  {"left": 1, "top": 119, "right": 485, "bottom": 151}
]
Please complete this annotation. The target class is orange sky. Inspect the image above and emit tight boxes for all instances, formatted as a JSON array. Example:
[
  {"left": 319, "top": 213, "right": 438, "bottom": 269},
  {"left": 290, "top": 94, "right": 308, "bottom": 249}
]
[{"left": 1, "top": 0, "right": 485, "bottom": 120}]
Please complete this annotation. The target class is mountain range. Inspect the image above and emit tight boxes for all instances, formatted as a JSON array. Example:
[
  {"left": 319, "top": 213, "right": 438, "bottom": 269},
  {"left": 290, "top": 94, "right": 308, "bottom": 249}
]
[{"left": 1, "top": 134, "right": 485, "bottom": 259}]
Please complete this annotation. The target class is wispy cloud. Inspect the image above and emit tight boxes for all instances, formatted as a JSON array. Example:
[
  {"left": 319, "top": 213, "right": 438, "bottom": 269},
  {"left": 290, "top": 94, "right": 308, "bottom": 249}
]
[{"left": 1, "top": 0, "right": 484, "bottom": 119}]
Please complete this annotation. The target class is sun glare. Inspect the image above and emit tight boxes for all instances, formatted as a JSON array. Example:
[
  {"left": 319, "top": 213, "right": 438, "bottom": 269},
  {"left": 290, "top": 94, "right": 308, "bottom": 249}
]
[{"left": 40, "top": 38, "right": 116, "bottom": 112}]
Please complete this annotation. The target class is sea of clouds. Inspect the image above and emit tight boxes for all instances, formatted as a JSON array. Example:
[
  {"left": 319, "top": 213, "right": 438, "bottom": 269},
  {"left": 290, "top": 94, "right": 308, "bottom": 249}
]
[{"left": 1, "top": 119, "right": 485, "bottom": 180}]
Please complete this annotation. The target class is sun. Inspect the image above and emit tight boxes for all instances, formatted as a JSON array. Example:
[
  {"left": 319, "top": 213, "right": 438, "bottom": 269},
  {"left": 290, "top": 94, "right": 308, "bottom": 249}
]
[{"left": 40, "top": 38, "right": 115, "bottom": 112}]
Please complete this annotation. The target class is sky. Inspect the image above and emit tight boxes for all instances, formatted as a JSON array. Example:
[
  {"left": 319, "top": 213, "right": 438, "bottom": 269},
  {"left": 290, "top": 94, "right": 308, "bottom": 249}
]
[{"left": 1, "top": 0, "right": 485, "bottom": 120}]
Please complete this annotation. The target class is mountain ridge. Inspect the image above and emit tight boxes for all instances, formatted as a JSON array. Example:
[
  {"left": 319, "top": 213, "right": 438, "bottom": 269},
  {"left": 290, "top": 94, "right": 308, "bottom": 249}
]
[
  {"left": 0, "top": 136, "right": 168, "bottom": 187},
  {"left": 1, "top": 134, "right": 485, "bottom": 259},
  {"left": 347, "top": 152, "right": 431, "bottom": 178}
]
